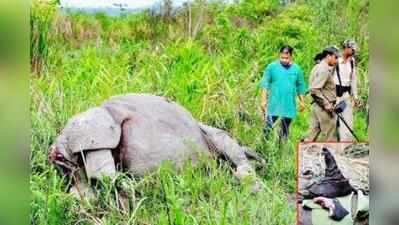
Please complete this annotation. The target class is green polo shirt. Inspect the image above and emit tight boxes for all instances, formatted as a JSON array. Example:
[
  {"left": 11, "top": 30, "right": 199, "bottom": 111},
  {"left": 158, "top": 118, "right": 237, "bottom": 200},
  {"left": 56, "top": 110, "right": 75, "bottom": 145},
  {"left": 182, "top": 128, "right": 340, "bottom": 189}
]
[{"left": 260, "top": 60, "right": 307, "bottom": 118}]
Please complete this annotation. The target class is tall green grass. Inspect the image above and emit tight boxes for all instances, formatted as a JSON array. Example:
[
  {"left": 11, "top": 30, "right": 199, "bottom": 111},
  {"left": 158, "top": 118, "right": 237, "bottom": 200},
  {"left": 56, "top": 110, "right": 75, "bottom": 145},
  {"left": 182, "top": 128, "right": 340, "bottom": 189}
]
[{"left": 30, "top": 0, "right": 369, "bottom": 224}]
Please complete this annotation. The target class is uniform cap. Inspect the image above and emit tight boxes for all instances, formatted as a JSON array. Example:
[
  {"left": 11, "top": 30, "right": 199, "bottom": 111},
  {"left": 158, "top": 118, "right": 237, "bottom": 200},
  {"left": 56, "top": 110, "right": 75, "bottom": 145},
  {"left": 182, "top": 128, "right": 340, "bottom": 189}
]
[
  {"left": 323, "top": 45, "right": 341, "bottom": 57},
  {"left": 342, "top": 39, "right": 357, "bottom": 51}
]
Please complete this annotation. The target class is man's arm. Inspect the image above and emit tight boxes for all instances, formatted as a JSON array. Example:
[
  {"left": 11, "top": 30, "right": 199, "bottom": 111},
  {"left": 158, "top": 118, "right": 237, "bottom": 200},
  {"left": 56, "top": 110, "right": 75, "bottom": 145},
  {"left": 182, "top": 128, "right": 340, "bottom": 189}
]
[
  {"left": 261, "top": 88, "right": 267, "bottom": 116},
  {"left": 351, "top": 58, "right": 358, "bottom": 101},
  {"left": 259, "top": 64, "right": 272, "bottom": 119},
  {"left": 297, "top": 68, "right": 307, "bottom": 112},
  {"left": 298, "top": 94, "right": 305, "bottom": 112},
  {"left": 310, "top": 67, "right": 334, "bottom": 112},
  {"left": 310, "top": 89, "right": 331, "bottom": 107}
]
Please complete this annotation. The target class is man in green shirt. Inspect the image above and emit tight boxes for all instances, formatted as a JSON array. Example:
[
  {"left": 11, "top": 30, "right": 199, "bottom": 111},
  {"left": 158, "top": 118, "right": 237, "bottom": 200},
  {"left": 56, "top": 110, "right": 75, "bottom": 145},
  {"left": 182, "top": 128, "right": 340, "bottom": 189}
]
[{"left": 260, "top": 45, "right": 306, "bottom": 140}]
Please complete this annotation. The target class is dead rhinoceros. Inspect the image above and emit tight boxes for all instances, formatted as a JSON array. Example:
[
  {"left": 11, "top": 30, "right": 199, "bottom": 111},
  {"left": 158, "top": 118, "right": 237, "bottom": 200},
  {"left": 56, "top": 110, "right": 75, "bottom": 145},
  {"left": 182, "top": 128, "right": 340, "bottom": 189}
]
[{"left": 48, "top": 93, "right": 265, "bottom": 195}]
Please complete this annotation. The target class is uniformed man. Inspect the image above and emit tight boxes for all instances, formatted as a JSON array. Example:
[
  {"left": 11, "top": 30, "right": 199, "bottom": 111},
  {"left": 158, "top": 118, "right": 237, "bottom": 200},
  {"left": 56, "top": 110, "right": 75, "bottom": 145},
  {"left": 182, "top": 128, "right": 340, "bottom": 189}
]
[
  {"left": 335, "top": 39, "right": 358, "bottom": 142},
  {"left": 305, "top": 46, "right": 340, "bottom": 141}
]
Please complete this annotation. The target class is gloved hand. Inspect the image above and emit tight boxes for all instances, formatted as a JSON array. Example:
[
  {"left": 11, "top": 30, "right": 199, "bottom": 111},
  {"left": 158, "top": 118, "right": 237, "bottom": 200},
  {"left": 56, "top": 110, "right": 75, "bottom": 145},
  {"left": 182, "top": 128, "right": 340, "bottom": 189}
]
[{"left": 313, "top": 197, "right": 349, "bottom": 221}]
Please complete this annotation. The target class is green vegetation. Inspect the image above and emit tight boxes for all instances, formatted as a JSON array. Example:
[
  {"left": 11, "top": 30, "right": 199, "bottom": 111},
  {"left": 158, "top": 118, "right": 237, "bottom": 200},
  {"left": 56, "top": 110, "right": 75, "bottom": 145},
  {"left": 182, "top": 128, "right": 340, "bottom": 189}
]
[{"left": 30, "top": 0, "right": 369, "bottom": 224}]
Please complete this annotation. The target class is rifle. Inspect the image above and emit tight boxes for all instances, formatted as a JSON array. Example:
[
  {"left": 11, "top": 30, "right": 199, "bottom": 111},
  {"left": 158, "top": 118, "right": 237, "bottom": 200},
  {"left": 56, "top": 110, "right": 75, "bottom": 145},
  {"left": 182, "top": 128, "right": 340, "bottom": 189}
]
[
  {"left": 311, "top": 95, "right": 360, "bottom": 142},
  {"left": 334, "top": 101, "right": 360, "bottom": 142}
]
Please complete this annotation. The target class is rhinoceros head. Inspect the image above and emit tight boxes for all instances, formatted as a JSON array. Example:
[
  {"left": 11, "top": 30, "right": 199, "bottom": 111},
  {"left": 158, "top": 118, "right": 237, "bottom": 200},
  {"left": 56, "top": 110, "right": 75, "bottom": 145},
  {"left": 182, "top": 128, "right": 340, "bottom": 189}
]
[{"left": 48, "top": 107, "right": 121, "bottom": 173}]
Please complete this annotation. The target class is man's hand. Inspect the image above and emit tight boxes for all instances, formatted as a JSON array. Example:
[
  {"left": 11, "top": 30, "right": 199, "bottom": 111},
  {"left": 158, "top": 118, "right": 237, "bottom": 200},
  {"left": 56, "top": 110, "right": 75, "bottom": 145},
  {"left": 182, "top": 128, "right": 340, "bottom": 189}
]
[
  {"left": 313, "top": 196, "right": 350, "bottom": 221},
  {"left": 260, "top": 89, "right": 267, "bottom": 121},
  {"left": 298, "top": 95, "right": 305, "bottom": 113},
  {"left": 324, "top": 103, "right": 334, "bottom": 113},
  {"left": 352, "top": 96, "right": 360, "bottom": 108},
  {"left": 313, "top": 197, "right": 335, "bottom": 216},
  {"left": 299, "top": 100, "right": 305, "bottom": 112},
  {"left": 260, "top": 102, "right": 266, "bottom": 121},
  {"left": 260, "top": 102, "right": 266, "bottom": 113}
]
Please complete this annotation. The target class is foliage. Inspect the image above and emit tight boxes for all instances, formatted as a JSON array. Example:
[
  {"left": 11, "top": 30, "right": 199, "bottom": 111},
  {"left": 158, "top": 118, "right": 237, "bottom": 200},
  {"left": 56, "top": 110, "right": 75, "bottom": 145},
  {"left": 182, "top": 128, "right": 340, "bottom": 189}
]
[
  {"left": 30, "top": 0, "right": 57, "bottom": 73},
  {"left": 30, "top": 0, "right": 369, "bottom": 224}
]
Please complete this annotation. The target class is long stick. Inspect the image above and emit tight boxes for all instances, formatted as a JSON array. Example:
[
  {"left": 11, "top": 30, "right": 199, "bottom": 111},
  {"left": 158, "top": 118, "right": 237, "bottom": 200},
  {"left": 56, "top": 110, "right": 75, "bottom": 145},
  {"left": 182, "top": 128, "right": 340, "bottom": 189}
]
[{"left": 336, "top": 112, "right": 360, "bottom": 142}]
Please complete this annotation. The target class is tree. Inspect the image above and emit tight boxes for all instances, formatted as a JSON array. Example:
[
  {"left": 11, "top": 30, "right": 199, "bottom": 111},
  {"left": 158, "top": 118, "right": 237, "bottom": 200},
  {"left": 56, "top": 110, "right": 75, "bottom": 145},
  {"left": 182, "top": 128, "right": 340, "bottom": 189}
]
[{"left": 162, "top": 0, "right": 173, "bottom": 22}]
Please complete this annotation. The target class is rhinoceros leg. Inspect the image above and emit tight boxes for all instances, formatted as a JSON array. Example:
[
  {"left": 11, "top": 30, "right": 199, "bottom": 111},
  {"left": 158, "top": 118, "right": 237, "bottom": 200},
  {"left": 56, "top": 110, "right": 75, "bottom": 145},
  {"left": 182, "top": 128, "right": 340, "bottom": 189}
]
[
  {"left": 83, "top": 149, "right": 116, "bottom": 179},
  {"left": 241, "top": 146, "right": 266, "bottom": 167},
  {"left": 198, "top": 123, "right": 261, "bottom": 180}
]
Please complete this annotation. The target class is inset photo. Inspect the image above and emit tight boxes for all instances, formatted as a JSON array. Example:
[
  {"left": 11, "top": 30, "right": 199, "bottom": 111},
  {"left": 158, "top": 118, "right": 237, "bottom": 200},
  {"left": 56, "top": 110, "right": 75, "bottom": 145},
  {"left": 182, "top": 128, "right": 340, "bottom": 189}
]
[{"left": 297, "top": 142, "right": 369, "bottom": 225}]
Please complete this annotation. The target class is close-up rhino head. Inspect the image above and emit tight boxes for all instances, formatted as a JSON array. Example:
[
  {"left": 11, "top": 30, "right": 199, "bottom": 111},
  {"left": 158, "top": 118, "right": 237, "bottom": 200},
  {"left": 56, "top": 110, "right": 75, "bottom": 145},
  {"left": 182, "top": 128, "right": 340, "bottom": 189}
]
[{"left": 48, "top": 107, "right": 121, "bottom": 176}]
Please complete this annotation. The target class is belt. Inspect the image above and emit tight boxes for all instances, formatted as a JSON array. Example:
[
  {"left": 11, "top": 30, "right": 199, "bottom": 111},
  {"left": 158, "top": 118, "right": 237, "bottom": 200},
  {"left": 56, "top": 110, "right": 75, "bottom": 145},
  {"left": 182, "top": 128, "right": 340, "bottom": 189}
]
[{"left": 311, "top": 100, "right": 336, "bottom": 105}]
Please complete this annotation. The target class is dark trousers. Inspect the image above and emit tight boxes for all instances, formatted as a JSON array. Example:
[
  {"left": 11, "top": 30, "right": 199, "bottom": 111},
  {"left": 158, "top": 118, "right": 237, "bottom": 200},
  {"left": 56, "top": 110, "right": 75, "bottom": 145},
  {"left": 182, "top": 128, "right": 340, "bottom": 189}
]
[{"left": 263, "top": 116, "right": 292, "bottom": 140}]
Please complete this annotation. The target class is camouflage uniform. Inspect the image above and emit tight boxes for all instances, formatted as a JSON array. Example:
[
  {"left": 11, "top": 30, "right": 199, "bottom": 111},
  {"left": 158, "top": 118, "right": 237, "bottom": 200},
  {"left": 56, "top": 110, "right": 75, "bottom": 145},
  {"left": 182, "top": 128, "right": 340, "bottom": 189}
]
[{"left": 306, "top": 60, "right": 337, "bottom": 141}]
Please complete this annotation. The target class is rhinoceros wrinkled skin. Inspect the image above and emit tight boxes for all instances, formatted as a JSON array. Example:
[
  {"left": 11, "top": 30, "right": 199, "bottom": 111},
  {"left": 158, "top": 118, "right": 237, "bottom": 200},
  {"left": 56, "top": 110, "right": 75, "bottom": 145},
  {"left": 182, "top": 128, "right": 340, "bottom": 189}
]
[{"left": 49, "top": 93, "right": 264, "bottom": 193}]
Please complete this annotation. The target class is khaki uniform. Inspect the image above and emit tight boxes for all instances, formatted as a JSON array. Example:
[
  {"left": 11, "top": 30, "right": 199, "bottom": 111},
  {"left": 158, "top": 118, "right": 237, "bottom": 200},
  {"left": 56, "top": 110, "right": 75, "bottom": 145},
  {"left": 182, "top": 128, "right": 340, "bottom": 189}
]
[
  {"left": 306, "top": 60, "right": 337, "bottom": 141},
  {"left": 334, "top": 57, "right": 357, "bottom": 143}
]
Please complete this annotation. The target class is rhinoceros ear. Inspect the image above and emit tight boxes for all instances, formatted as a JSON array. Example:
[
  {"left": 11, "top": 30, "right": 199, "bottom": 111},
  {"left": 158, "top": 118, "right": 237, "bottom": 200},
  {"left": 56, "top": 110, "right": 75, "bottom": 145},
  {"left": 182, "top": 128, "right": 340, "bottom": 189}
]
[{"left": 61, "top": 107, "right": 121, "bottom": 154}]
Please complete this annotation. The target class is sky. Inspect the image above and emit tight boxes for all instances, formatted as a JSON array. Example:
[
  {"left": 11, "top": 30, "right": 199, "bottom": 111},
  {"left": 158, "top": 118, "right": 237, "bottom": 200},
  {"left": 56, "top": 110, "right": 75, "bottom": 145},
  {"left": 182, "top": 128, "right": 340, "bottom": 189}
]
[{"left": 60, "top": 0, "right": 206, "bottom": 9}]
